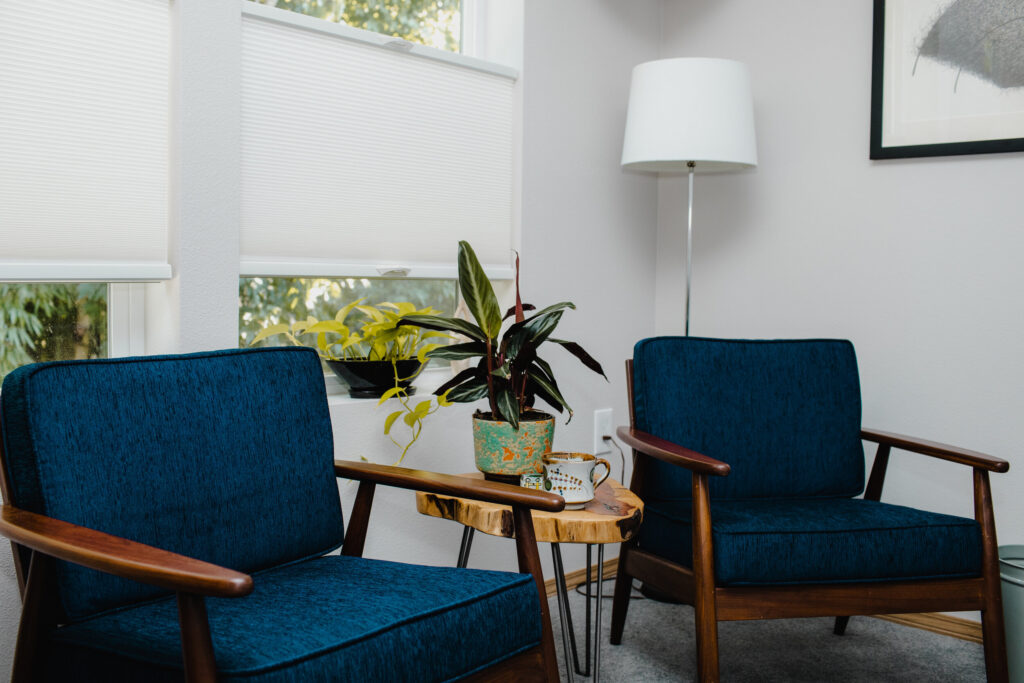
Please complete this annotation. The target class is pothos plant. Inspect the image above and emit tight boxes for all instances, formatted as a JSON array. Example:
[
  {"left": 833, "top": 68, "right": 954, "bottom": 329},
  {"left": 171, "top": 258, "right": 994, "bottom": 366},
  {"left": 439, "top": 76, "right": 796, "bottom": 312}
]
[
  {"left": 250, "top": 298, "right": 449, "bottom": 364},
  {"left": 400, "top": 241, "right": 606, "bottom": 429},
  {"left": 250, "top": 299, "right": 451, "bottom": 463}
]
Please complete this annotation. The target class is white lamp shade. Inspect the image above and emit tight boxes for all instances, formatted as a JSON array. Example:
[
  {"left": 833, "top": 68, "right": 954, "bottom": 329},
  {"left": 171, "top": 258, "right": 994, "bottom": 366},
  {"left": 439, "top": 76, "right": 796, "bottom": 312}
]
[{"left": 622, "top": 58, "right": 757, "bottom": 173}]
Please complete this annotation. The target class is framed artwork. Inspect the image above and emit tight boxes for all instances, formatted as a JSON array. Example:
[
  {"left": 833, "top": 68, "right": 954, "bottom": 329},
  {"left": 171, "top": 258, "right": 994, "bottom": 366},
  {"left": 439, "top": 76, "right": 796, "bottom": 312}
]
[{"left": 870, "top": 0, "right": 1024, "bottom": 159}]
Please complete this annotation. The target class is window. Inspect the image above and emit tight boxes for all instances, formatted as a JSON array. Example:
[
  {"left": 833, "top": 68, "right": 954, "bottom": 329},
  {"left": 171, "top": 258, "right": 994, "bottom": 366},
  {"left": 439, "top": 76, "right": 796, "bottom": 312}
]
[
  {"left": 247, "top": 0, "right": 463, "bottom": 52},
  {"left": 0, "top": 284, "right": 108, "bottom": 381},
  {"left": 239, "top": 277, "right": 458, "bottom": 349}
]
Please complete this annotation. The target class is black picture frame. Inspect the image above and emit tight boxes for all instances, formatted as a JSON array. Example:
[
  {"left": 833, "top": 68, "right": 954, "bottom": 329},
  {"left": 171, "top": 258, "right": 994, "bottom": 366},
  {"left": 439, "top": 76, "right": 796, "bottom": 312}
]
[{"left": 870, "top": 0, "right": 1024, "bottom": 160}]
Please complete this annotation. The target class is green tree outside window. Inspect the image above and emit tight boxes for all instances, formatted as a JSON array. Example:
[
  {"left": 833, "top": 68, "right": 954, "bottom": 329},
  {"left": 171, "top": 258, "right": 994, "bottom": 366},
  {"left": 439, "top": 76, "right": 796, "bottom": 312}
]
[
  {"left": 0, "top": 284, "right": 108, "bottom": 381},
  {"left": 250, "top": 0, "right": 462, "bottom": 52}
]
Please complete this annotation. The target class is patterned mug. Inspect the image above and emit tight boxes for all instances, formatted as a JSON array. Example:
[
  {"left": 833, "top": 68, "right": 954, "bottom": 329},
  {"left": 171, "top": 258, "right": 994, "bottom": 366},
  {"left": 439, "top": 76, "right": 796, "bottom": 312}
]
[{"left": 542, "top": 452, "right": 611, "bottom": 509}]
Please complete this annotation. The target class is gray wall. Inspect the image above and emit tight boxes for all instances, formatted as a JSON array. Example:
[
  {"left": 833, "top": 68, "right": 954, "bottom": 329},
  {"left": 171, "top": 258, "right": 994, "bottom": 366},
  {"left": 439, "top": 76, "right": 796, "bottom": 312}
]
[{"left": 656, "top": 1, "right": 1024, "bottom": 562}]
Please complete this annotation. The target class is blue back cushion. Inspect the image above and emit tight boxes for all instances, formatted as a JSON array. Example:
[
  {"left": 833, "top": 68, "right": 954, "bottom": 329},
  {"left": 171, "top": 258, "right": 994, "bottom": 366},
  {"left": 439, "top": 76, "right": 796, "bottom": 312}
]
[
  {"left": 632, "top": 338, "right": 864, "bottom": 501},
  {"left": 0, "top": 347, "right": 345, "bottom": 621}
]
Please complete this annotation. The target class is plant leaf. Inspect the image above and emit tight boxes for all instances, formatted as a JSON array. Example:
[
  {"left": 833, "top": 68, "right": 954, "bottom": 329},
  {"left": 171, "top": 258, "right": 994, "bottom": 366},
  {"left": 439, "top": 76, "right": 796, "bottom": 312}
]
[
  {"left": 399, "top": 314, "right": 486, "bottom": 342},
  {"left": 416, "top": 343, "right": 444, "bottom": 363},
  {"left": 503, "top": 303, "right": 536, "bottom": 321},
  {"left": 495, "top": 386, "right": 520, "bottom": 428},
  {"left": 550, "top": 338, "right": 607, "bottom": 379},
  {"left": 445, "top": 379, "right": 490, "bottom": 403},
  {"left": 251, "top": 323, "right": 290, "bottom": 345},
  {"left": 383, "top": 410, "right": 403, "bottom": 434},
  {"left": 457, "top": 240, "right": 502, "bottom": 340},
  {"left": 305, "top": 320, "right": 348, "bottom": 335},
  {"left": 377, "top": 386, "right": 405, "bottom": 405},
  {"left": 527, "top": 365, "right": 572, "bottom": 421},
  {"left": 333, "top": 298, "right": 365, "bottom": 324},
  {"left": 435, "top": 366, "right": 485, "bottom": 395},
  {"left": 427, "top": 341, "right": 487, "bottom": 361}
]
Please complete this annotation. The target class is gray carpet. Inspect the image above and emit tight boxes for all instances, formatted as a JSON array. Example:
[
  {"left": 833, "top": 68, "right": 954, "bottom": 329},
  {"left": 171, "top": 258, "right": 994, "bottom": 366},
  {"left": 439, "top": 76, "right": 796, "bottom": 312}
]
[{"left": 548, "top": 584, "right": 986, "bottom": 682}]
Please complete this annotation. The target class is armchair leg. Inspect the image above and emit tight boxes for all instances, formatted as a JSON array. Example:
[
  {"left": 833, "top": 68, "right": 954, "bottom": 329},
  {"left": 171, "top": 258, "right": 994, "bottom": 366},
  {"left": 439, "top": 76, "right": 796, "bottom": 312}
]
[
  {"left": 11, "top": 551, "right": 58, "bottom": 683},
  {"left": 177, "top": 593, "right": 218, "bottom": 683},
  {"left": 692, "top": 474, "right": 720, "bottom": 683},
  {"left": 610, "top": 544, "right": 633, "bottom": 645},
  {"left": 833, "top": 616, "right": 850, "bottom": 635},
  {"left": 512, "top": 504, "right": 561, "bottom": 682},
  {"left": 975, "top": 470, "right": 1009, "bottom": 683}
]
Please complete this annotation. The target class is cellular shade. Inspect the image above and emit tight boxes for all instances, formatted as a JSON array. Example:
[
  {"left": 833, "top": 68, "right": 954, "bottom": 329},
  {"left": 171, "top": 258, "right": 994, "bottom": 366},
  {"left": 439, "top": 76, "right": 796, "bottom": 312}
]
[
  {"left": 0, "top": 0, "right": 171, "bottom": 282},
  {"left": 240, "top": 9, "right": 517, "bottom": 277},
  {"left": 622, "top": 58, "right": 757, "bottom": 173}
]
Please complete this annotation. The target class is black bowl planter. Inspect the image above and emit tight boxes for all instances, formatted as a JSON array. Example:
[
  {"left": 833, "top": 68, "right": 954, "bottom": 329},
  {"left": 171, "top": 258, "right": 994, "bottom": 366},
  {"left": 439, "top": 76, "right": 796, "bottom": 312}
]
[{"left": 326, "top": 359, "right": 424, "bottom": 399}]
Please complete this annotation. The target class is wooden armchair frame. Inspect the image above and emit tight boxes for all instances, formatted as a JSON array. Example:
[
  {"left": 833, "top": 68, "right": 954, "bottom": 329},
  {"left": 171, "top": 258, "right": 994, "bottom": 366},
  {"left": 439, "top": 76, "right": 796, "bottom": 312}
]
[
  {"left": 609, "top": 360, "right": 1009, "bottom": 683},
  {"left": 0, "top": 452, "right": 564, "bottom": 682}
]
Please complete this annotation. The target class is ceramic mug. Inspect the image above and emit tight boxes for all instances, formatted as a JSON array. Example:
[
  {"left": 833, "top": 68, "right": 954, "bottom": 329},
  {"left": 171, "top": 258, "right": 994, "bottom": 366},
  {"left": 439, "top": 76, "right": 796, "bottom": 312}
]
[{"left": 542, "top": 452, "right": 611, "bottom": 509}]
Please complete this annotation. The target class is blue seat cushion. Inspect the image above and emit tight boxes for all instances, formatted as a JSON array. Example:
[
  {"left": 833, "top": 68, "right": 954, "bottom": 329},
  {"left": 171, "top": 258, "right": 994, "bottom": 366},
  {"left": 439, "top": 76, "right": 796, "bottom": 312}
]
[
  {"left": 637, "top": 497, "right": 982, "bottom": 586},
  {"left": 43, "top": 555, "right": 541, "bottom": 682}
]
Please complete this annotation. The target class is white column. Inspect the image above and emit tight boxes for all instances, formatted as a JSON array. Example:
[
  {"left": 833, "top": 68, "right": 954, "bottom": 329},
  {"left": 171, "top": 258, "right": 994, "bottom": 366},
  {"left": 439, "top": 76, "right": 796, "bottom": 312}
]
[{"left": 148, "top": 0, "right": 241, "bottom": 353}]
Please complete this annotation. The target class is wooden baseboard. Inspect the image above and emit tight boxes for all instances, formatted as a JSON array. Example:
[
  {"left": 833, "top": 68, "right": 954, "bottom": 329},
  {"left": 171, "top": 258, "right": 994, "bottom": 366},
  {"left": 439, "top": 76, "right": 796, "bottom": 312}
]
[
  {"left": 544, "top": 556, "right": 619, "bottom": 597},
  {"left": 874, "top": 613, "right": 982, "bottom": 643},
  {"left": 545, "top": 557, "right": 983, "bottom": 644}
]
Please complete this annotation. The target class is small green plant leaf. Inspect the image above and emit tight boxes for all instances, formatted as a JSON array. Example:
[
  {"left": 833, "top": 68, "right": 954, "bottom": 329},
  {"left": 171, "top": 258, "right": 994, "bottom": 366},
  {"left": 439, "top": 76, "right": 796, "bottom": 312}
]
[
  {"left": 416, "top": 343, "right": 444, "bottom": 363},
  {"left": 383, "top": 410, "right": 403, "bottom": 434},
  {"left": 305, "top": 320, "right": 347, "bottom": 335},
  {"left": 250, "top": 323, "right": 290, "bottom": 345},
  {"left": 377, "top": 386, "right": 405, "bottom": 404}
]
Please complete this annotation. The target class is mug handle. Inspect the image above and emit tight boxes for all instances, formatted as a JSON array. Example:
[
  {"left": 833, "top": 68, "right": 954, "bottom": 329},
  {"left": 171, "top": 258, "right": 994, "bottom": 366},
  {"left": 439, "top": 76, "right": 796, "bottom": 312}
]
[{"left": 592, "top": 458, "right": 611, "bottom": 490}]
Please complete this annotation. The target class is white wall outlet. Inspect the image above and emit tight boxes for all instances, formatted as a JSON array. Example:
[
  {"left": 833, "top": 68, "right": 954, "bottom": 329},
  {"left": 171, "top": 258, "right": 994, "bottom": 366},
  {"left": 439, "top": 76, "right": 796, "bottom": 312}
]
[{"left": 593, "top": 408, "right": 613, "bottom": 455}]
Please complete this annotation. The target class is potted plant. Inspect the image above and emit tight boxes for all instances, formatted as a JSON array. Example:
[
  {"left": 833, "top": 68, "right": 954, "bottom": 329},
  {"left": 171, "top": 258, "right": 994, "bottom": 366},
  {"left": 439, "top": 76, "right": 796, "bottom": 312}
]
[
  {"left": 400, "top": 241, "right": 606, "bottom": 481},
  {"left": 251, "top": 299, "right": 450, "bottom": 398}
]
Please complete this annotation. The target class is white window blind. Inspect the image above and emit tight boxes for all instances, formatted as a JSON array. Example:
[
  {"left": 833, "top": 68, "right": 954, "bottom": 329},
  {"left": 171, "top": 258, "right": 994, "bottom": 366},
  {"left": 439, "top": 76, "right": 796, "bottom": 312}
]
[
  {"left": 240, "top": 6, "right": 517, "bottom": 278},
  {"left": 0, "top": 0, "right": 171, "bottom": 282}
]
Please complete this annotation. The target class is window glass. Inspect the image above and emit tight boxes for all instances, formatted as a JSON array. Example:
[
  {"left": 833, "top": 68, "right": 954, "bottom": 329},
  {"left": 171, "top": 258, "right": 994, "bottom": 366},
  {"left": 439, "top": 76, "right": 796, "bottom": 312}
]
[
  {"left": 248, "top": 0, "right": 462, "bottom": 52},
  {"left": 239, "top": 276, "right": 458, "bottom": 350},
  {"left": 0, "top": 284, "right": 108, "bottom": 381}
]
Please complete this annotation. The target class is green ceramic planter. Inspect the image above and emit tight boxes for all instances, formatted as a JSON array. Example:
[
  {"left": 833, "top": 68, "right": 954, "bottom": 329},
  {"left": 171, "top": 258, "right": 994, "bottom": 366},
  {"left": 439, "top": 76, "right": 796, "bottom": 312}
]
[{"left": 472, "top": 411, "right": 554, "bottom": 482}]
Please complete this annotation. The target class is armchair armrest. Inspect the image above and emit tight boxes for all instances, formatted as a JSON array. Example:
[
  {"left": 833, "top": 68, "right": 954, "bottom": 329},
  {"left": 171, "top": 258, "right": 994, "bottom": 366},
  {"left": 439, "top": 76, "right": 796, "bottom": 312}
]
[
  {"left": 617, "top": 427, "right": 731, "bottom": 477},
  {"left": 334, "top": 460, "right": 565, "bottom": 512},
  {"left": 861, "top": 428, "right": 1009, "bottom": 473},
  {"left": 0, "top": 505, "right": 253, "bottom": 598}
]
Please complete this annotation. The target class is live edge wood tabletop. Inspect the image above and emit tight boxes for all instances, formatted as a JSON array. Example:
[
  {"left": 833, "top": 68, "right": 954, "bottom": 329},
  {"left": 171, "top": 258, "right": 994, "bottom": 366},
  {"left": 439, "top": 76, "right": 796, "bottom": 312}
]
[{"left": 415, "top": 474, "right": 644, "bottom": 545}]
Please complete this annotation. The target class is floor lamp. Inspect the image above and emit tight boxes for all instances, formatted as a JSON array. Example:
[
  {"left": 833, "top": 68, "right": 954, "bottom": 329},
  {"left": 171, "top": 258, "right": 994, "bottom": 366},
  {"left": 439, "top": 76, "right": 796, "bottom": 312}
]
[{"left": 621, "top": 58, "right": 757, "bottom": 336}]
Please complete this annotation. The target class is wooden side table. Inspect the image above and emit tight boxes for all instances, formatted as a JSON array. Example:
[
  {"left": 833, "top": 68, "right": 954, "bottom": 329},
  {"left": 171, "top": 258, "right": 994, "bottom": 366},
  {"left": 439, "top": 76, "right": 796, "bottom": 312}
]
[{"left": 416, "top": 475, "right": 643, "bottom": 683}]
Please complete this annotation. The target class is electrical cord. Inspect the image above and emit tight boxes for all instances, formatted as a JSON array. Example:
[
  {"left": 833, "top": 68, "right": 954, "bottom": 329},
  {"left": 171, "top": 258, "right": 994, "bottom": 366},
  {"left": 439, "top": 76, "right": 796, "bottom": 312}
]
[
  {"left": 567, "top": 433, "right": 639, "bottom": 600},
  {"left": 603, "top": 433, "right": 626, "bottom": 483}
]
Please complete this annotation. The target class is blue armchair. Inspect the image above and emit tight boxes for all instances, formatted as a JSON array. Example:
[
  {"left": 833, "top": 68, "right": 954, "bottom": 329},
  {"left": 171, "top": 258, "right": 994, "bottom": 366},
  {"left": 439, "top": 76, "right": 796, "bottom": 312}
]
[
  {"left": 609, "top": 337, "right": 1008, "bottom": 682},
  {"left": 0, "top": 347, "right": 562, "bottom": 682}
]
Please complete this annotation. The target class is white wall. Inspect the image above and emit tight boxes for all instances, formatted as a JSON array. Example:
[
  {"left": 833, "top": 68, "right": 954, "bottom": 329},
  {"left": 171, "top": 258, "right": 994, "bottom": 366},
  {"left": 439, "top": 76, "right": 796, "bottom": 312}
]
[
  {"left": 352, "top": 0, "right": 662, "bottom": 580},
  {"left": 0, "top": 1, "right": 661, "bottom": 677},
  {"left": 656, "top": 0, "right": 1024, "bottom": 564}
]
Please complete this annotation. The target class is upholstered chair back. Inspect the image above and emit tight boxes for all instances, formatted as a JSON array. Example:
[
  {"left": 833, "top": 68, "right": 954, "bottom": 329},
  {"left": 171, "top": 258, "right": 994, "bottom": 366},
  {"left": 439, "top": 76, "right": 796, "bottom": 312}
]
[
  {"left": 0, "top": 347, "right": 344, "bottom": 622},
  {"left": 631, "top": 338, "right": 864, "bottom": 502}
]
